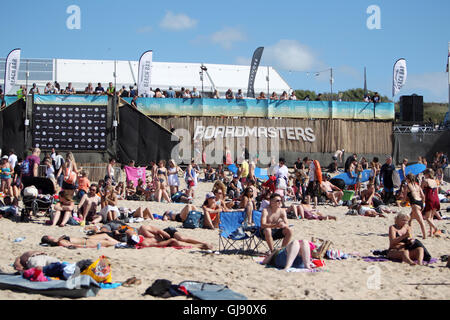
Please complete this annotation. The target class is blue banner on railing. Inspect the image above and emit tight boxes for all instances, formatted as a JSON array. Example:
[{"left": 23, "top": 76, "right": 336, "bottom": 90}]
[
  {"left": 34, "top": 94, "right": 108, "bottom": 105},
  {"left": 123, "top": 97, "right": 394, "bottom": 120}
]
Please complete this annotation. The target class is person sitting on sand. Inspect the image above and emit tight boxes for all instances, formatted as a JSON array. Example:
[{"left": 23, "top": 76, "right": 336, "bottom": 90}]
[
  {"left": 136, "top": 225, "right": 213, "bottom": 250},
  {"left": 14, "top": 251, "right": 61, "bottom": 272},
  {"left": 77, "top": 184, "right": 102, "bottom": 225},
  {"left": 99, "top": 185, "right": 120, "bottom": 223},
  {"left": 50, "top": 190, "right": 75, "bottom": 227},
  {"left": 387, "top": 213, "right": 425, "bottom": 266},
  {"left": 240, "top": 187, "right": 257, "bottom": 225},
  {"left": 261, "top": 239, "right": 312, "bottom": 271},
  {"left": 40, "top": 233, "right": 120, "bottom": 249},
  {"left": 201, "top": 192, "right": 222, "bottom": 229},
  {"left": 212, "top": 186, "right": 233, "bottom": 211},
  {"left": 320, "top": 174, "right": 343, "bottom": 206},
  {"left": 125, "top": 180, "right": 136, "bottom": 200},
  {"left": 260, "top": 193, "right": 293, "bottom": 252}
]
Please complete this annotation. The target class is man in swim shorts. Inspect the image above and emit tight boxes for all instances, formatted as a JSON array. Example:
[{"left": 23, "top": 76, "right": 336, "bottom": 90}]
[{"left": 260, "top": 193, "right": 293, "bottom": 252}]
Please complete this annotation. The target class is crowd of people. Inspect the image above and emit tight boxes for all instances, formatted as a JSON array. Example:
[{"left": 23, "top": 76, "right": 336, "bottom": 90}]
[{"left": 0, "top": 147, "right": 449, "bottom": 271}]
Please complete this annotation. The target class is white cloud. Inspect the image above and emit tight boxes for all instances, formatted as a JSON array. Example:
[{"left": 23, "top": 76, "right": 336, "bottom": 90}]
[
  {"left": 264, "top": 39, "right": 322, "bottom": 72},
  {"left": 160, "top": 11, "right": 197, "bottom": 31},
  {"left": 136, "top": 26, "right": 153, "bottom": 34},
  {"left": 235, "top": 56, "right": 251, "bottom": 65},
  {"left": 403, "top": 72, "right": 448, "bottom": 102},
  {"left": 211, "top": 27, "right": 246, "bottom": 50}
]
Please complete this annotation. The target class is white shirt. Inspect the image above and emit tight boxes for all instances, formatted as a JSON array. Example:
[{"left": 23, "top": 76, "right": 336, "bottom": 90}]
[
  {"left": 273, "top": 164, "right": 289, "bottom": 180},
  {"left": 46, "top": 166, "right": 55, "bottom": 179},
  {"left": 8, "top": 154, "right": 17, "bottom": 169}
]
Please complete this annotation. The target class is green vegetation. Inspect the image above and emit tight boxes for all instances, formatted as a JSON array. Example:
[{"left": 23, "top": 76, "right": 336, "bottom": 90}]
[
  {"left": 294, "top": 88, "right": 391, "bottom": 102},
  {"left": 394, "top": 102, "right": 448, "bottom": 124},
  {"left": 294, "top": 88, "right": 448, "bottom": 124}
]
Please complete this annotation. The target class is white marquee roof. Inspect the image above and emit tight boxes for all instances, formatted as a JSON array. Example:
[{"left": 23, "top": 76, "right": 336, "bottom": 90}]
[{"left": 1, "top": 57, "right": 292, "bottom": 96}]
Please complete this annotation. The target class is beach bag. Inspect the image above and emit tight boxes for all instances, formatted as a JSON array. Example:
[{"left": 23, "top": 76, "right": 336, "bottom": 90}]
[
  {"left": 23, "top": 185, "right": 38, "bottom": 198},
  {"left": 144, "top": 279, "right": 173, "bottom": 298},
  {"left": 182, "top": 211, "right": 204, "bottom": 229},
  {"left": 64, "top": 167, "right": 77, "bottom": 185},
  {"left": 81, "top": 256, "right": 112, "bottom": 283}
]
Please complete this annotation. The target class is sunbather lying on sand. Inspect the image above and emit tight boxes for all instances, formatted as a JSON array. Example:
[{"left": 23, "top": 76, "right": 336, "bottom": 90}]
[
  {"left": 261, "top": 239, "right": 312, "bottom": 271},
  {"left": 14, "top": 251, "right": 61, "bottom": 271},
  {"left": 136, "top": 225, "right": 213, "bottom": 250},
  {"left": 288, "top": 202, "right": 337, "bottom": 220},
  {"left": 40, "top": 233, "right": 120, "bottom": 249}
]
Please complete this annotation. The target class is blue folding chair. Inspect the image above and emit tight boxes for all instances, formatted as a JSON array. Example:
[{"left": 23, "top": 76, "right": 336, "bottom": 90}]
[
  {"left": 249, "top": 210, "right": 282, "bottom": 253},
  {"left": 218, "top": 211, "right": 254, "bottom": 254}
]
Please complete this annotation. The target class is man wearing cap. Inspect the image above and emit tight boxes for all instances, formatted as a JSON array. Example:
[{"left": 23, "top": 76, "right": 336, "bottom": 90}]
[
  {"left": 260, "top": 193, "right": 293, "bottom": 252},
  {"left": 227, "top": 174, "right": 242, "bottom": 199}
]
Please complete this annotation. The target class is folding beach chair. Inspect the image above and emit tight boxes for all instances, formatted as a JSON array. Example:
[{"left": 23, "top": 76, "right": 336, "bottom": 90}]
[
  {"left": 249, "top": 210, "right": 282, "bottom": 254},
  {"left": 218, "top": 211, "right": 254, "bottom": 254}
]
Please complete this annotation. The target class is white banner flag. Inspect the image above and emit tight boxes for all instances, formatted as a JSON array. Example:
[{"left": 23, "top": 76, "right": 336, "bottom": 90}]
[
  {"left": 392, "top": 58, "right": 407, "bottom": 97},
  {"left": 4, "top": 48, "right": 21, "bottom": 95},
  {"left": 137, "top": 50, "right": 153, "bottom": 96}
]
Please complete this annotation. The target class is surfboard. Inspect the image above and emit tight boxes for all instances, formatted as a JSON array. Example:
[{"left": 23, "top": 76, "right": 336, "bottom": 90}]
[
  {"left": 398, "top": 163, "right": 426, "bottom": 181},
  {"left": 333, "top": 169, "right": 372, "bottom": 186},
  {"left": 254, "top": 167, "right": 269, "bottom": 181},
  {"left": 227, "top": 164, "right": 238, "bottom": 174},
  {"left": 313, "top": 160, "right": 322, "bottom": 184},
  {"left": 392, "top": 170, "right": 401, "bottom": 188}
]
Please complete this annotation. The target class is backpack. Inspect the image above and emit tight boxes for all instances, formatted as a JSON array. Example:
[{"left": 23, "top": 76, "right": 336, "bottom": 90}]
[
  {"left": 182, "top": 211, "right": 204, "bottom": 229},
  {"left": 21, "top": 159, "right": 31, "bottom": 176}
]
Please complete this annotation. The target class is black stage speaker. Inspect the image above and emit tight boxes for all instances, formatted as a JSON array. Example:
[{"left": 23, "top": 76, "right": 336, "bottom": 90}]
[{"left": 400, "top": 95, "right": 423, "bottom": 122}]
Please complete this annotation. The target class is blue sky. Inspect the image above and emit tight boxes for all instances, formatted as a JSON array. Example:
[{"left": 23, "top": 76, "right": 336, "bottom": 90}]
[{"left": 1, "top": 0, "right": 449, "bottom": 102}]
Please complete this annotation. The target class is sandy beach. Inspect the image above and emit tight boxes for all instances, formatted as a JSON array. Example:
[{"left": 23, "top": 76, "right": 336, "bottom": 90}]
[{"left": 1, "top": 174, "right": 449, "bottom": 301}]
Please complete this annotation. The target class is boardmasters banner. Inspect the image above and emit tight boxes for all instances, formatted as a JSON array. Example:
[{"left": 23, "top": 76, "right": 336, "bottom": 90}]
[
  {"left": 32, "top": 95, "right": 108, "bottom": 151},
  {"left": 123, "top": 97, "right": 395, "bottom": 120}
]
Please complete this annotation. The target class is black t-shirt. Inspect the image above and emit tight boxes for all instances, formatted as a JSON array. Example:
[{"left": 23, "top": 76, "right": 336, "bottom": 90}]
[{"left": 294, "top": 161, "right": 303, "bottom": 170}]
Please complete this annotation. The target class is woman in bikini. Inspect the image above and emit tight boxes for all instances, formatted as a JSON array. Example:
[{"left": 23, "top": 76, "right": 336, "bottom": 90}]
[
  {"left": 239, "top": 187, "right": 256, "bottom": 225},
  {"left": 40, "top": 233, "right": 120, "bottom": 249},
  {"left": 155, "top": 160, "right": 171, "bottom": 203},
  {"left": 201, "top": 192, "right": 222, "bottom": 229},
  {"left": 421, "top": 169, "right": 441, "bottom": 237},
  {"left": 387, "top": 213, "right": 424, "bottom": 266},
  {"left": 0, "top": 156, "right": 13, "bottom": 196},
  {"left": 404, "top": 173, "right": 427, "bottom": 239}
]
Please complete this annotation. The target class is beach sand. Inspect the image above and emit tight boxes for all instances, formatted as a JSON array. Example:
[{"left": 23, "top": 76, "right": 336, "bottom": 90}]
[{"left": 1, "top": 175, "right": 449, "bottom": 300}]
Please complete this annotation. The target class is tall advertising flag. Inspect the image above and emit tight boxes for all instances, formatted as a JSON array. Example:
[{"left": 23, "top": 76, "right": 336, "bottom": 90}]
[
  {"left": 247, "top": 47, "right": 264, "bottom": 98},
  {"left": 137, "top": 50, "right": 153, "bottom": 96},
  {"left": 392, "top": 58, "right": 407, "bottom": 97},
  {"left": 4, "top": 48, "right": 21, "bottom": 95}
]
